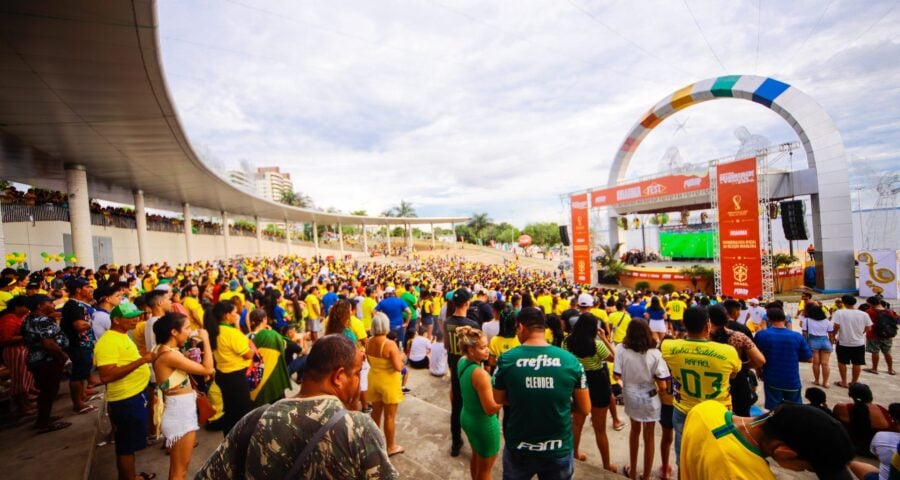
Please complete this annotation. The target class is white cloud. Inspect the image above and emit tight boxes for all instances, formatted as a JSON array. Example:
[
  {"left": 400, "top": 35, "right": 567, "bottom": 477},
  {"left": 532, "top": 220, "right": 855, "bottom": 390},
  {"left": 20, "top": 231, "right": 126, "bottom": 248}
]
[{"left": 158, "top": 0, "right": 900, "bottom": 226}]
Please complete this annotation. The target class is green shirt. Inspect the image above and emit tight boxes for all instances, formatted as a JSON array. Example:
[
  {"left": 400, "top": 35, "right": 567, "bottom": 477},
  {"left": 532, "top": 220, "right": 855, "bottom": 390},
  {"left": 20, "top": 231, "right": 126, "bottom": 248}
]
[
  {"left": 492, "top": 344, "right": 586, "bottom": 458},
  {"left": 400, "top": 291, "right": 418, "bottom": 321}
]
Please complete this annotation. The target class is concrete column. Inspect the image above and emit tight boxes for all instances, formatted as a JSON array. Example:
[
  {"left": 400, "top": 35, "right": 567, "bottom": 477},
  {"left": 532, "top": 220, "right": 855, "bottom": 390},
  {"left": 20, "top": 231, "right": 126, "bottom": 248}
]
[
  {"left": 386, "top": 226, "right": 391, "bottom": 256},
  {"left": 312, "top": 221, "right": 319, "bottom": 255},
  {"left": 338, "top": 222, "right": 344, "bottom": 256},
  {"left": 451, "top": 222, "right": 456, "bottom": 249},
  {"left": 65, "top": 164, "right": 95, "bottom": 269},
  {"left": 222, "top": 210, "right": 230, "bottom": 259},
  {"left": 431, "top": 223, "right": 436, "bottom": 250},
  {"left": 255, "top": 216, "right": 263, "bottom": 257},
  {"left": 183, "top": 203, "right": 193, "bottom": 263},
  {"left": 285, "top": 220, "right": 292, "bottom": 256},
  {"left": 407, "top": 224, "right": 413, "bottom": 251},
  {"left": 133, "top": 189, "right": 148, "bottom": 265},
  {"left": 361, "top": 223, "right": 368, "bottom": 256},
  {"left": 0, "top": 202, "right": 6, "bottom": 261}
]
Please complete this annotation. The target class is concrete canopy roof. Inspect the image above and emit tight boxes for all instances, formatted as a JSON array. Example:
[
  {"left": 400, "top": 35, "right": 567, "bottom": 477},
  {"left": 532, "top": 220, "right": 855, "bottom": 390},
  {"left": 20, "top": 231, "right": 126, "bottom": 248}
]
[{"left": 0, "top": 1, "right": 468, "bottom": 227}]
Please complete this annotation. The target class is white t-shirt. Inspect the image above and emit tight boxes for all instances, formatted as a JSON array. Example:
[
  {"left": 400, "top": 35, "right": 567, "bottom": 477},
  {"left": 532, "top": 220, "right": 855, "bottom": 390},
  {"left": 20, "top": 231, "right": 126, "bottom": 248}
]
[
  {"left": 613, "top": 344, "right": 670, "bottom": 388},
  {"left": 482, "top": 320, "right": 500, "bottom": 343},
  {"left": 747, "top": 306, "right": 766, "bottom": 326},
  {"left": 802, "top": 316, "right": 834, "bottom": 337},
  {"left": 832, "top": 309, "right": 873, "bottom": 347},
  {"left": 429, "top": 341, "right": 447, "bottom": 376},
  {"left": 871, "top": 431, "right": 900, "bottom": 480},
  {"left": 736, "top": 309, "right": 750, "bottom": 325},
  {"left": 92, "top": 308, "right": 111, "bottom": 341},
  {"left": 408, "top": 336, "right": 430, "bottom": 362}
]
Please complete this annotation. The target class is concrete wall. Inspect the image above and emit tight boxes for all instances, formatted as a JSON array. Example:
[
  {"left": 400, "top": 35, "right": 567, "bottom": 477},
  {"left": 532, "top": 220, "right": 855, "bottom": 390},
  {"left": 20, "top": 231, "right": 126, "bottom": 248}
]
[{"left": 3, "top": 221, "right": 349, "bottom": 269}]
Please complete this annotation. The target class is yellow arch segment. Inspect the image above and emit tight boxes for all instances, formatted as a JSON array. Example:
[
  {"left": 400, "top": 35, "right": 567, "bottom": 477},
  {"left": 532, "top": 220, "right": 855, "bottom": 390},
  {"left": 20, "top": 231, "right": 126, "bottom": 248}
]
[{"left": 670, "top": 84, "right": 695, "bottom": 111}]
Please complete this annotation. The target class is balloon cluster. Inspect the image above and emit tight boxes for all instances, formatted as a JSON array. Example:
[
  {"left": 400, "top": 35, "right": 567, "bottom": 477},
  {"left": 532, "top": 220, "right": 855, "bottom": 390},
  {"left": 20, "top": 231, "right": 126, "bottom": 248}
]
[
  {"left": 4, "top": 252, "right": 26, "bottom": 267},
  {"left": 39, "top": 251, "right": 77, "bottom": 264}
]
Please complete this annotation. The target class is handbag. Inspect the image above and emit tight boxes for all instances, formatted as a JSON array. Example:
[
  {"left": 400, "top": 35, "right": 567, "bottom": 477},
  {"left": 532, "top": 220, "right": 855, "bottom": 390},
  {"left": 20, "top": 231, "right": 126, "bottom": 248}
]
[
  {"left": 246, "top": 339, "right": 265, "bottom": 390},
  {"left": 190, "top": 377, "right": 216, "bottom": 425}
]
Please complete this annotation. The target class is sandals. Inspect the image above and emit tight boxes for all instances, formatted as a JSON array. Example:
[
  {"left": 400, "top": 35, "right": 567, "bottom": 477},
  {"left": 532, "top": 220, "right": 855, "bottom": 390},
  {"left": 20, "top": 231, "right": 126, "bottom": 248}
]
[
  {"left": 613, "top": 421, "right": 626, "bottom": 431},
  {"left": 137, "top": 473, "right": 156, "bottom": 480},
  {"left": 834, "top": 381, "right": 849, "bottom": 388},
  {"left": 36, "top": 421, "right": 72, "bottom": 434},
  {"left": 888, "top": 370, "right": 896, "bottom": 376},
  {"left": 76, "top": 404, "right": 98, "bottom": 414},
  {"left": 864, "top": 368, "right": 879, "bottom": 375},
  {"left": 388, "top": 446, "right": 405, "bottom": 457}
]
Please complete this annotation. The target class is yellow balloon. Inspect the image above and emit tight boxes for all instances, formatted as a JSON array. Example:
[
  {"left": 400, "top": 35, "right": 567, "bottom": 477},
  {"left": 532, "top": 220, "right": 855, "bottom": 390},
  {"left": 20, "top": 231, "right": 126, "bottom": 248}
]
[{"left": 70, "top": 257, "right": 78, "bottom": 264}]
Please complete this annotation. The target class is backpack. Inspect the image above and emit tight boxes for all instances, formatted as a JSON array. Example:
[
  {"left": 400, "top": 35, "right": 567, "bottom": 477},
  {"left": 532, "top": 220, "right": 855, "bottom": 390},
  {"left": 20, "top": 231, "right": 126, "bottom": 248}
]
[
  {"left": 873, "top": 310, "right": 898, "bottom": 338},
  {"left": 246, "top": 339, "right": 265, "bottom": 390},
  {"left": 466, "top": 300, "right": 484, "bottom": 325}
]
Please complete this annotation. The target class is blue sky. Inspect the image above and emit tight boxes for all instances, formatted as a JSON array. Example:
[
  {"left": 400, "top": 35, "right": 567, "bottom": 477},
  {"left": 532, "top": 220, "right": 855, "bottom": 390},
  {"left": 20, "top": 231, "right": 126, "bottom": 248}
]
[{"left": 158, "top": 0, "right": 899, "bottom": 226}]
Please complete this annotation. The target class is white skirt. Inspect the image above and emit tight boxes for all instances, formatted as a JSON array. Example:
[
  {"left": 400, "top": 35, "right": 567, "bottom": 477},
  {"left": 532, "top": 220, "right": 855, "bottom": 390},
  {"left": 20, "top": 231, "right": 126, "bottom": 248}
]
[
  {"left": 360, "top": 358, "right": 370, "bottom": 392},
  {"left": 161, "top": 391, "right": 199, "bottom": 448},
  {"left": 649, "top": 319, "right": 667, "bottom": 333},
  {"left": 623, "top": 383, "right": 661, "bottom": 423}
]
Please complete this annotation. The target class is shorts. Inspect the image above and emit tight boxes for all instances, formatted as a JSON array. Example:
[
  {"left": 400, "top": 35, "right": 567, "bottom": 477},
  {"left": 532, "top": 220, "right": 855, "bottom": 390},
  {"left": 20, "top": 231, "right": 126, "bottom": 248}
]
[
  {"left": 866, "top": 337, "right": 893, "bottom": 354},
  {"left": 421, "top": 315, "right": 435, "bottom": 326},
  {"left": 649, "top": 319, "right": 667, "bottom": 334},
  {"left": 670, "top": 320, "right": 685, "bottom": 334},
  {"left": 108, "top": 392, "right": 149, "bottom": 455},
  {"left": 836, "top": 344, "right": 866, "bottom": 365},
  {"left": 68, "top": 346, "right": 93, "bottom": 381},
  {"left": 807, "top": 335, "right": 833, "bottom": 353},
  {"left": 659, "top": 404, "right": 674, "bottom": 429},
  {"left": 585, "top": 367, "right": 610, "bottom": 409},
  {"left": 409, "top": 357, "right": 429, "bottom": 369},
  {"left": 307, "top": 318, "right": 322, "bottom": 333}
]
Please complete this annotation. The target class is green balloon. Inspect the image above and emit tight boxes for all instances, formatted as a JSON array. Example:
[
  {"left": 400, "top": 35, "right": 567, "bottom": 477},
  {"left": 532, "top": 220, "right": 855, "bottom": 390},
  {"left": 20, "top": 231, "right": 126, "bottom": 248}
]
[{"left": 40, "top": 251, "right": 48, "bottom": 257}]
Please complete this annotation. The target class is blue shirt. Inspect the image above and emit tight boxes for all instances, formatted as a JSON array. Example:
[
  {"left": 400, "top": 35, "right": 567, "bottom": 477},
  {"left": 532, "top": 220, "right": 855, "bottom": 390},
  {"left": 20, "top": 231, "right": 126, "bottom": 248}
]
[
  {"left": 753, "top": 327, "right": 812, "bottom": 390},
  {"left": 626, "top": 302, "right": 646, "bottom": 319},
  {"left": 321, "top": 292, "right": 338, "bottom": 316},
  {"left": 375, "top": 297, "right": 408, "bottom": 329}
]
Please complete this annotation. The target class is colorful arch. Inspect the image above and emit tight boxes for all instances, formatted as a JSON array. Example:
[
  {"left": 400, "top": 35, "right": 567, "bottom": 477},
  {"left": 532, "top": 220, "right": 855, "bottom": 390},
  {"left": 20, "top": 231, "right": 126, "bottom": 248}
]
[{"left": 607, "top": 75, "right": 854, "bottom": 291}]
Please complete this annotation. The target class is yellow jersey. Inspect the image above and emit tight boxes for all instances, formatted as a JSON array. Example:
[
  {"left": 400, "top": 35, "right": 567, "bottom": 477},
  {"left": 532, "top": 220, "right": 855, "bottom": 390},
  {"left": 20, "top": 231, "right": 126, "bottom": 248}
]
[
  {"left": 132, "top": 320, "right": 148, "bottom": 355},
  {"left": 589, "top": 307, "right": 609, "bottom": 324},
  {"left": 609, "top": 311, "right": 632, "bottom": 344},
  {"left": 489, "top": 335, "right": 520, "bottom": 358},
  {"left": 661, "top": 338, "right": 741, "bottom": 413},
  {"left": 305, "top": 294, "right": 321, "bottom": 320},
  {"left": 361, "top": 297, "right": 377, "bottom": 330},
  {"left": 667, "top": 300, "right": 687, "bottom": 321},
  {"left": 182, "top": 296, "right": 205, "bottom": 331},
  {"left": 536, "top": 295, "right": 553, "bottom": 314},
  {"left": 680, "top": 401, "right": 775, "bottom": 480},
  {"left": 214, "top": 324, "right": 251, "bottom": 373},
  {"left": 94, "top": 330, "right": 151, "bottom": 402}
]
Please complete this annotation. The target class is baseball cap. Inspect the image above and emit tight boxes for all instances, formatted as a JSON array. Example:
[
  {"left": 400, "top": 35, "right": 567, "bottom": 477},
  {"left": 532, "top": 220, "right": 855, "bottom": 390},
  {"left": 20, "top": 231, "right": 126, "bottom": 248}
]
[
  {"left": 577, "top": 293, "right": 594, "bottom": 308},
  {"left": 65, "top": 277, "right": 89, "bottom": 293},
  {"left": 111, "top": 302, "right": 144, "bottom": 319},
  {"left": 452, "top": 288, "right": 472, "bottom": 304},
  {"left": 748, "top": 298, "right": 760, "bottom": 305},
  {"left": 477, "top": 302, "right": 494, "bottom": 322},
  {"left": 384, "top": 286, "right": 396, "bottom": 294},
  {"left": 154, "top": 283, "right": 172, "bottom": 293}
]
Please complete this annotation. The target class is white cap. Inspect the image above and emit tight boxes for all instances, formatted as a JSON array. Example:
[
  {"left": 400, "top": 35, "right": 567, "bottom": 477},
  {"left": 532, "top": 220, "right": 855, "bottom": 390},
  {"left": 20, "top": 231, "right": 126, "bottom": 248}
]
[
  {"left": 748, "top": 298, "right": 759, "bottom": 305},
  {"left": 384, "top": 286, "right": 396, "bottom": 294},
  {"left": 577, "top": 293, "right": 594, "bottom": 308}
]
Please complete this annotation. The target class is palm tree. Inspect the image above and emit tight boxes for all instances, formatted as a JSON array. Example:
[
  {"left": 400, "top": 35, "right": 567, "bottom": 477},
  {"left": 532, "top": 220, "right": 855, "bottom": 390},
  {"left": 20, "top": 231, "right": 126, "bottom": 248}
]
[
  {"left": 595, "top": 242, "right": 624, "bottom": 267},
  {"left": 468, "top": 213, "right": 492, "bottom": 245},
  {"left": 679, "top": 264, "right": 715, "bottom": 293},
  {"left": 772, "top": 253, "right": 799, "bottom": 293},
  {"left": 279, "top": 190, "right": 313, "bottom": 208},
  {"left": 382, "top": 200, "right": 417, "bottom": 241}
]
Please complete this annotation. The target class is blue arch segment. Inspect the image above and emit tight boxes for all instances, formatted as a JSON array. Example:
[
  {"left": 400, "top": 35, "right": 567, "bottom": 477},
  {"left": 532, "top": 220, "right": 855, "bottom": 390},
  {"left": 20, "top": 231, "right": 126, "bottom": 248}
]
[{"left": 752, "top": 78, "right": 791, "bottom": 107}]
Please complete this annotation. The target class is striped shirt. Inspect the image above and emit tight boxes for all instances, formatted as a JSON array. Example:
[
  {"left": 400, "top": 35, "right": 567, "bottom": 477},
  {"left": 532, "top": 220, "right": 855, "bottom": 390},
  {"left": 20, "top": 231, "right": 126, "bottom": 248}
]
[{"left": 566, "top": 339, "right": 611, "bottom": 371}]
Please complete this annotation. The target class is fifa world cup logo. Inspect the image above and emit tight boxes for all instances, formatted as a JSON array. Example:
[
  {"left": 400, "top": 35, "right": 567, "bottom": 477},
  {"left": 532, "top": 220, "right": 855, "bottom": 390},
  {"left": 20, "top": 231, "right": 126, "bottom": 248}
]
[{"left": 732, "top": 195, "right": 742, "bottom": 211}]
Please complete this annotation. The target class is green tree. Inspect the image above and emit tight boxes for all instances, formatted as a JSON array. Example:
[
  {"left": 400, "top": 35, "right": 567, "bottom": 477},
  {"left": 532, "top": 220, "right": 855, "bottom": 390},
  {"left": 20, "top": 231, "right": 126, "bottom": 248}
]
[
  {"left": 279, "top": 190, "right": 314, "bottom": 208},
  {"left": 680, "top": 265, "right": 715, "bottom": 293},
  {"left": 595, "top": 243, "right": 624, "bottom": 267},
  {"left": 467, "top": 213, "right": 493, "bottom": 245},
  {"left": 772, "top": 253, "right": 799, "bottom": 293},
  {"left": 522, "top": 222, "right": 561, "bottom": 247}
]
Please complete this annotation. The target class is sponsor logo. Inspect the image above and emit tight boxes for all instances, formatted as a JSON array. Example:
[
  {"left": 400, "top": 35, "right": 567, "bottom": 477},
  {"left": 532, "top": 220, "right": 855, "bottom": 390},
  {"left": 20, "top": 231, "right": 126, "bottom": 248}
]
[
  {"left": 719, "top": 169, "right": 755, "bottom": 185},
  {"left": 733, "top": 263, "right": 749, "bottom": 284},
  {"left": 644, "top": 183, "right": 666, "bottom": 196},
  {"left": 517, "top": 439, "right": 564, "bottom": 452},
  {"left": 616, "top": 186, "right": 642, "bottom": 201},
  {"left": 572, "top": 200, "right": 588, "bottom": 209},
  {"left": 515, "top": 354, "right": 562, "bottom": 370},
  {"left": 684, "top": 177, "right": 703, "bottom": 188},
  {"left": 734, "top": 288, "right": 749, "bottom": 296},
  {"left": 592, "top": 194, "right": 607, "bottom": 205},
  {"left": 729, "top": 229, "right": 748, "bottom": 236}
]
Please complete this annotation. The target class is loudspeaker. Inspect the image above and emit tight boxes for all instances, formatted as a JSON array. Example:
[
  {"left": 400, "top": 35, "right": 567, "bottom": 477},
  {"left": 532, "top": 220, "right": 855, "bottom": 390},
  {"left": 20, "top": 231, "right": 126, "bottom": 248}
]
[
  {"left": 559, "top": 225, "right": 571, "bottom": 246},
  {"left": 780, "top": 200, "right": 808, "bottom": 240}
]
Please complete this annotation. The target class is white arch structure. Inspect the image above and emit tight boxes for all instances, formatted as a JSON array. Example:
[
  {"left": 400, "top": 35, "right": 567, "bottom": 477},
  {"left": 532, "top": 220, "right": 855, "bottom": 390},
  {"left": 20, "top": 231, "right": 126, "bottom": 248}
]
[{"left": 607, "top": 75, "right": 854, "bottom": 292}]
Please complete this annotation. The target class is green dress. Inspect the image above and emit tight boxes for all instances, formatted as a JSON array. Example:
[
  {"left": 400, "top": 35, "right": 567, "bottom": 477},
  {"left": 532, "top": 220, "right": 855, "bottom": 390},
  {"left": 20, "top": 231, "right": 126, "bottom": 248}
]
[
  {"left": 248, "top": 329, "right": 292, "bottom": 407},
  {"left": 458, "top": 358, "right": 501, "bottom": 457}
]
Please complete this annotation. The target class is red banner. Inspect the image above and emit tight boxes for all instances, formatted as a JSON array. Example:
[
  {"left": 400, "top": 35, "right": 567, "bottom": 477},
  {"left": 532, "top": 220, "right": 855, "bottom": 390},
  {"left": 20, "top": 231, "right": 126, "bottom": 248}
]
[
  {"left": 716, "top": 158, "right": 762, "bottom": 298},
  {"left": 590, "top": 171, "right": 710, "bottom": 208},
  {"left": 570, "top": 193, "right": 591, "bottom": 284}
]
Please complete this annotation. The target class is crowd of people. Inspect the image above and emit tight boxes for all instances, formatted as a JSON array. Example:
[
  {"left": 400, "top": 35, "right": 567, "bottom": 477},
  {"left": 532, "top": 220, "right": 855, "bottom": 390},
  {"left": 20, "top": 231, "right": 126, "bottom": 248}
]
[{"left": 0, "top": 254, "right": 898, "bottom": 480}]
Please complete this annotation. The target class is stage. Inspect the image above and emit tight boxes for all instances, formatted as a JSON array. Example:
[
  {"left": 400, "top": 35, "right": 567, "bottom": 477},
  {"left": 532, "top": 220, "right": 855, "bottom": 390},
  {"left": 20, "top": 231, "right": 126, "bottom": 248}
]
[{"left": 617, "top": 260, "right": 805, "bottom": 294}]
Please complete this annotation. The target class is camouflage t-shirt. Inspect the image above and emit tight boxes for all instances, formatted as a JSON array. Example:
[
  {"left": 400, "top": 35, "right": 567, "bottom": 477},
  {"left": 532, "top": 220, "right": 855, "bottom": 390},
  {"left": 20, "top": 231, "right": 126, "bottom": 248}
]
[{"left": 195, "top": 395, "right": 398, "bottom": 480}]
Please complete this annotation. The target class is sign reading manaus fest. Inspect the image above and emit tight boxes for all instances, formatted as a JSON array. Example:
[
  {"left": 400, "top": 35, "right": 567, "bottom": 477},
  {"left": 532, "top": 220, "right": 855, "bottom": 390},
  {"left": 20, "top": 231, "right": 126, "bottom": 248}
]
[
  {"left": 716, "top": 158, "right": 763, "bottom": 298},
  {"left": 570, "top": 193, "right": 591, "bottom": 284}
]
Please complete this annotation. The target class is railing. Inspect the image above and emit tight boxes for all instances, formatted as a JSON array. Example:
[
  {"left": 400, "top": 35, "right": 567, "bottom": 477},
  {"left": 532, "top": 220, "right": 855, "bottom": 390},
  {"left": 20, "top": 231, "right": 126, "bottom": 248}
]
[
  {"left": 1, "top": 203, "right": 70, "bottom": 222},
  {"left": 91, "top": 212, "right": 137, "bottom": 229},
  {"left": 147, "top": 220, "right": 184, "bottom": 234}
]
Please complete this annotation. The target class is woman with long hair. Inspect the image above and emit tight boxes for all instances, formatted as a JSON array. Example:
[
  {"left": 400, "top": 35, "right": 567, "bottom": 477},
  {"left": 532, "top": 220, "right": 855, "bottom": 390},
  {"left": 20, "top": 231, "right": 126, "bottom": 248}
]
[
  {"left": 366, "top": 312, "right": 405, "bottom": 456},
  {"left": 152, "top": 312, "right": 214, "bottom": 480},
  {"left": 324, "top": 299, "right": 357, "bottom": 343},
  {"left": 456, "top": 326, "right": 501, "bottom": 480},
  {"left": 246, "top": 308, "right": 291, "bottom": 407},
  {"left": 564, "top": 313, "right": 617, "bottom": 472},
  {"left": 800, "top": 303, "right": 833, "bottom": 387},
  {"left": 708, "top": 305, "right": 765, "bottom": 417},
  {"left": 643, "top": 296, "right": 667, "bottom": 345},
  {"left": 614, "top": 319, "right": 670, "bottom": 480},
  {"left": 833, "top": 383, "right": 896, "bottom": 456},
  {"left": 204, "top": 301, "right": 253, "bottom": 436},
  {"left": 545, "top": 313, "right": 565, "bottom": 347}
]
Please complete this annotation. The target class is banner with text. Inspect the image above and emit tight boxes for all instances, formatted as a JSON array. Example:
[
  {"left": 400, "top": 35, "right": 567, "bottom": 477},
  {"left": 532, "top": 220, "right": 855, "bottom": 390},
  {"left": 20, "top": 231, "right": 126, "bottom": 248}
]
[
  {"left": 716, "top": 158, "right": 762, "bottom": 298},
  {"left": 590, "top": 170, "right": 710, "bottom": 208},
  {"left": 570, "top": 193, "right": 591, "bottom": 284}
]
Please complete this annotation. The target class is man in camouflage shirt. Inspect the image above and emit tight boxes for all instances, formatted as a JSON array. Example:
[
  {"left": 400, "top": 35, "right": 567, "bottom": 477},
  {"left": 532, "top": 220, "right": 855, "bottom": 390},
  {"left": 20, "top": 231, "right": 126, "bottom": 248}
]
[{"left": 196, "top": 335, "right": 398, "bottom": 479}]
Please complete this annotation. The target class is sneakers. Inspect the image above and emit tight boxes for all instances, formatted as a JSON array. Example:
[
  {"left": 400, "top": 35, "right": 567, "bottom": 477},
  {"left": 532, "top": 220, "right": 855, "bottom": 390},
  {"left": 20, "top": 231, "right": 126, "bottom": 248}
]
[{"left": 402, "top": 387, "right": 411, "bottom": 394}]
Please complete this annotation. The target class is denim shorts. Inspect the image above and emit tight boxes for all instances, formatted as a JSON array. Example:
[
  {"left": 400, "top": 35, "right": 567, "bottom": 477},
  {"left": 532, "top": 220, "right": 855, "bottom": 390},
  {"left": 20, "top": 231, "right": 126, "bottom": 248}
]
[
  {"left": 502, "top": 448, "right": 574, "bottom": 480},
  {"left": 807, "top": 335, "right": 833, "bottom": 353}
]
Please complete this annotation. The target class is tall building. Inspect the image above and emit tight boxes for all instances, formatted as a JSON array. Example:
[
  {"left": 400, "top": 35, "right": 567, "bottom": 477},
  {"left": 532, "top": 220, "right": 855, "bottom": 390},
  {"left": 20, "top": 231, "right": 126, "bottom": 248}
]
[
  {"left": 227, "top": 170, "right": 256, "bottom": 193},
  {"left": 255, "top": 166, "right": 293, "bottom": 203}
]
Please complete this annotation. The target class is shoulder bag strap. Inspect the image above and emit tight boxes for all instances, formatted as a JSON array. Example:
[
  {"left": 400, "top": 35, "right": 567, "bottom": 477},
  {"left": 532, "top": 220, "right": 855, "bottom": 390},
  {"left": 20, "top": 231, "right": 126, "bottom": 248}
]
[
  {"left": 235, "top": 405, "right": 273, "bottom": 480},
  {"left": 283, "top": 409, "right": 348, "bottom": 480}
]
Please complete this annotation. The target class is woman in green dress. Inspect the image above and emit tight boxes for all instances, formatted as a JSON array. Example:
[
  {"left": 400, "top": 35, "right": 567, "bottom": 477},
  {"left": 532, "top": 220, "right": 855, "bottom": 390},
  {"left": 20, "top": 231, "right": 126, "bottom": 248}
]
[
  {"left": 457, "top": 326, "right": 501, "bottom": 480},
  {"left": 246, "top": 309, "right": 291, "bottom": 407}
]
